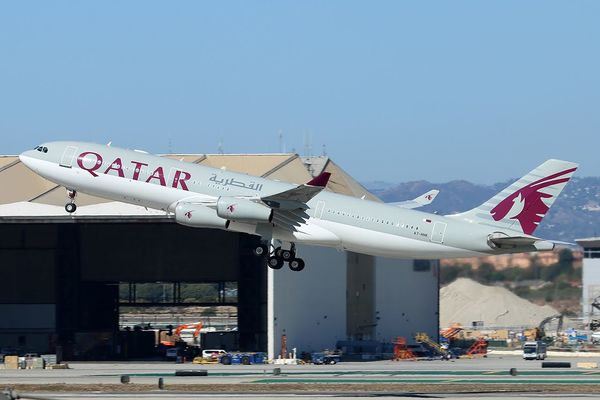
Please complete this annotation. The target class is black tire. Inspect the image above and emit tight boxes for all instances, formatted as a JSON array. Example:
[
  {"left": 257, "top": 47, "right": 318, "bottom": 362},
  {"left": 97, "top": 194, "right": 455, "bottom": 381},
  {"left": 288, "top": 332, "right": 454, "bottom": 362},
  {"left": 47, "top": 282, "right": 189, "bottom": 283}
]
[
  {"left": 275, "top": 247, "right": 283, "bottom": 257},
  {"left": 221, "top": 355, "right": 232, "bottom": 365},
  {"left": 281, "top": 250, "right": 295, "bottom": 261},
  {"left": 289, "top": 258, "right": 305, "bottom": 272},
  {"left": 253, "top": 245, "right": 267, "bottom": 257},
  {"left": 267, "top": 256, "right": 284, "bottom": 270},
  {"left": 325, "top": 358, "right": 337, "bottom": 365},
  {"left": 65, "top": 203, "right": 77, "bottom": 213},
  {"left": 241, "top": 355, "right": 251, "bottom": 365}
]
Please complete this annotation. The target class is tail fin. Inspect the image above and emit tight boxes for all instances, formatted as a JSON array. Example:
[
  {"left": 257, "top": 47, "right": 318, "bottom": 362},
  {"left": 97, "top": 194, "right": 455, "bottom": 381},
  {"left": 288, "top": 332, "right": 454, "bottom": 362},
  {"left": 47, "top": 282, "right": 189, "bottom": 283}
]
[{"left": 449, "top": 159, "right": 578, "bottom": 235}]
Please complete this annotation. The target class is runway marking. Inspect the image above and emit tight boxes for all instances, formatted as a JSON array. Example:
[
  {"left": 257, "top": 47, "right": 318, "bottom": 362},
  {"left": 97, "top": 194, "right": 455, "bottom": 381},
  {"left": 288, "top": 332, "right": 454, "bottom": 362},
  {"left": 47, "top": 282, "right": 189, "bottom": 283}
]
[
  {"left": 251, "top": 378, "right": 600, "bottom": 384},
  {"left": 94, "top": 370, "right": 600, "bottom": 378}
]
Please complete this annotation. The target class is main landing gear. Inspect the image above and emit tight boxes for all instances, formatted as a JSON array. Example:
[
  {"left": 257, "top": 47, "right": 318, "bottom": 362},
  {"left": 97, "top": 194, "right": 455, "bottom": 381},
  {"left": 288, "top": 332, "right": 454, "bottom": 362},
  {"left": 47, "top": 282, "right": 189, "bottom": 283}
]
[
  {"left": 65, "top": 189, "right": 77, "bottom": 213},
  {"left": 253, "top": 242, "right": 305, "bottom": 272}
]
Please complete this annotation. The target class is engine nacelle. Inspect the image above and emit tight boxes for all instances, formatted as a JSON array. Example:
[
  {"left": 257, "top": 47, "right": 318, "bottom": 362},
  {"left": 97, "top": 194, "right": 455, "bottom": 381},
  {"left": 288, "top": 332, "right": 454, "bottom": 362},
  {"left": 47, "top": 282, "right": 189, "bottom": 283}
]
[
  {"left": 175, "top": 202, "right": 228, "bottom": 229},
  {"left": 216, "top": 197, "right": 273, "bottom": 223}
]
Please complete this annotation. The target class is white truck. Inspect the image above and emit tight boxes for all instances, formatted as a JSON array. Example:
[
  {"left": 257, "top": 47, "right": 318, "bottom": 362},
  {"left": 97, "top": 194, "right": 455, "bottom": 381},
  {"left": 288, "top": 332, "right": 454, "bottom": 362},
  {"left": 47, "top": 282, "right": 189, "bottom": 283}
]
[{"left": 523, "top": 341, "right": 547, "bottom": 360}]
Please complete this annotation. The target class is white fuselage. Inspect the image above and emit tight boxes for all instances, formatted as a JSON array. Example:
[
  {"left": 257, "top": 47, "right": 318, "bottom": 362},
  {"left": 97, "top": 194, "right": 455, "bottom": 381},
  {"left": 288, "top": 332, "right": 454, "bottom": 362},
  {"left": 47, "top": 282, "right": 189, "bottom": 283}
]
[{"left": 20, "top": 142, "right": 505, "bottom": 259}]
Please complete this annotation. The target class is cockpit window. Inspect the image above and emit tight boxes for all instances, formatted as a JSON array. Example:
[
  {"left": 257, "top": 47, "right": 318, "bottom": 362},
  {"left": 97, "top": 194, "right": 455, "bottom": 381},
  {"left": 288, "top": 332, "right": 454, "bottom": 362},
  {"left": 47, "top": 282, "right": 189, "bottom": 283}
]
[{"left": 34, "top": 146, "right": 48, "bottom": 153}]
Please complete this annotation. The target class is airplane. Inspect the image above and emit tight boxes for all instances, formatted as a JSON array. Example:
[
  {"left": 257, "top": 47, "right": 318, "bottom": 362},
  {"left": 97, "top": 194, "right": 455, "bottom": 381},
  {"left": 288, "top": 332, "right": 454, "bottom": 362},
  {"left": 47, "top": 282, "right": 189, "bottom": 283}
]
[{"left": 19, "top": 142, "right": 578, "bottom": 272}]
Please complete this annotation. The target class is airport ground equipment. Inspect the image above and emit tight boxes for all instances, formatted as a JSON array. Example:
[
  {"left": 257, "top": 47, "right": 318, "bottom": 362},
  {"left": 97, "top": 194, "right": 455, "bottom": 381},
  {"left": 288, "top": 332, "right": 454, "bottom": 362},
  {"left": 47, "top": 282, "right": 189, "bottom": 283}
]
[
  {"left": 465, "top": 338, "right": 488, "bottom": 357},
  {"left": 192, "top": 356, "right": 220, "bottom": 364},
  {"left": 415, "top": 332, "right": 450, "bottom": 360},
  {"left": 440, "top": 324, "right": 463, "bottom": 340},
  {"left": 311, "top": 352, "right": 341, "bottom": 364},
  {"left": 392, "top": 337, "right": 416, "bottom": 360},
  {"left": 219, "top": 352, "right": 266, "bottom": 365},
  {"left": 192, "top": 349, "right": 227, "bottom": 364},
  {"left": 523, "top": 340, "right": 547, "bottom": 360}
]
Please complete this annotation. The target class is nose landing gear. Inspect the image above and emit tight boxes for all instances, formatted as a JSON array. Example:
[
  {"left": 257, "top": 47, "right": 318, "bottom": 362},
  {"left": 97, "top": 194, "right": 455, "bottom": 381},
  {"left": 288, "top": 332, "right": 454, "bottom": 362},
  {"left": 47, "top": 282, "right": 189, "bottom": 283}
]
[
  {"left": 253, "top": 242, "right": 305, "bottom": 272},
  {"left": 65, "top": 189, "right": 77, "bottom": 213}
]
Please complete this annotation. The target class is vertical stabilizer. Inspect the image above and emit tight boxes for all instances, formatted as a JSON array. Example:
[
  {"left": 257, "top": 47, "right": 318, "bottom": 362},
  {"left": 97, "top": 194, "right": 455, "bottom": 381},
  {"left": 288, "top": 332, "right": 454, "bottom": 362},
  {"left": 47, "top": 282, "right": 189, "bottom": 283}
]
[{"left": 448, "top": 159, "right": 578, "bottom": 235}]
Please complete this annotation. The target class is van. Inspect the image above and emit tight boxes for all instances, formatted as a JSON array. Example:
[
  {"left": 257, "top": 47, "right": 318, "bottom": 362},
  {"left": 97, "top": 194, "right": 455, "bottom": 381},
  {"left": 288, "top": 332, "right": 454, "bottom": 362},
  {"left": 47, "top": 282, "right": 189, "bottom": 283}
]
[{"left": 523, "top": 341, "right": 547, "bottom": 360}]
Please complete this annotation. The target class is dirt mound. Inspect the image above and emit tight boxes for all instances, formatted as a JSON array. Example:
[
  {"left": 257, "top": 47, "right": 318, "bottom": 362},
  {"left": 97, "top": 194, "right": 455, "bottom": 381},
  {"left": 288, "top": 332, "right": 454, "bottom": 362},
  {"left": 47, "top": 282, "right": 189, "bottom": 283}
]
[{"left": 441, "top": 278, "right": 558, "bottom": 328}]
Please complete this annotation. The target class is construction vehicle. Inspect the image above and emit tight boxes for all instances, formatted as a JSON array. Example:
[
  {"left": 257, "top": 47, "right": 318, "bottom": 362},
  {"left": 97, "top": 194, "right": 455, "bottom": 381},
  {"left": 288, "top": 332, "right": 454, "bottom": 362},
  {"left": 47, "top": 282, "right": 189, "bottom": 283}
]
[
  {"left": 415, "top": 332, "right": 451, "bottom": 360},
  {"left": 538, "top": 314, "right": 564, "bottom": 340},
  {"left": 590, "top": 295, "right": 600, "bottom": 331},
  {"left": 160, "top": 322, "right": 203, "bottom": 348}
]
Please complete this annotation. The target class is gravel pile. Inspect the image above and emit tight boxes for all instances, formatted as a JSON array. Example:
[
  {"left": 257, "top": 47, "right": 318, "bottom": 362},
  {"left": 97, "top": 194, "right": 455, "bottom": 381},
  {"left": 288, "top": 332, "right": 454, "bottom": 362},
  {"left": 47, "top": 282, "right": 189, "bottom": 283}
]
[{"left": 440, "top": 278, "right": 558, "bottom": 328}]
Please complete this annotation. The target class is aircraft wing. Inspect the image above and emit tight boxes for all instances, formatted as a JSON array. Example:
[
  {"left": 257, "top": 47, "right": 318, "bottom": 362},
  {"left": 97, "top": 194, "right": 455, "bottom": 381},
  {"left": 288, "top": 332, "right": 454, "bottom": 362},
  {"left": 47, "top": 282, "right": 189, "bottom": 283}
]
[
  {"left": 261, "top": 172, "right": 331, "bottom": 231},
  {"left": 389, "top": 189, "right": 439, "bottom": 209},
  {"left": 262, "top": 172, "right": 331, "bottom": 209}
]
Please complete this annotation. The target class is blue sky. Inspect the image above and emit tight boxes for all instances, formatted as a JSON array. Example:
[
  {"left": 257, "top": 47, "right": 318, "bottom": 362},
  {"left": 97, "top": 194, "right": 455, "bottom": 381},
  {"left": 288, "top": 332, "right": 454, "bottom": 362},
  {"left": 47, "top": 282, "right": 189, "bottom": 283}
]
[{"left": 1, "top": 1, "right": 598, "bottom": 183}]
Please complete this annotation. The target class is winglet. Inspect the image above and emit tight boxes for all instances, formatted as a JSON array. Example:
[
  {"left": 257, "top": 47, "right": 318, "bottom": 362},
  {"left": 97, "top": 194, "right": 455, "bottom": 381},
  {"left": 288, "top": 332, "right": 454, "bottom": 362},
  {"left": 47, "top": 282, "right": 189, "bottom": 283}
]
[
  {"left": 389, "top": 189, "right": 440, "bottom": 209},
  {"left": 307, "top": 172, "right": 331, "bottom": 187},
  {"left": 414, "top": 189, "right": 439, "bottom": 206}
]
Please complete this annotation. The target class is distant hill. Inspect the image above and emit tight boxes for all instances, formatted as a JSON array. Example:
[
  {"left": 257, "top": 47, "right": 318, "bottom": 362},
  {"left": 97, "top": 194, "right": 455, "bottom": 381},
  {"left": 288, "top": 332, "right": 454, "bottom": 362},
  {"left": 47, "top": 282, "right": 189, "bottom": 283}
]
[{"left": 364, "top": 177, "right": 600, "bottom": 242}]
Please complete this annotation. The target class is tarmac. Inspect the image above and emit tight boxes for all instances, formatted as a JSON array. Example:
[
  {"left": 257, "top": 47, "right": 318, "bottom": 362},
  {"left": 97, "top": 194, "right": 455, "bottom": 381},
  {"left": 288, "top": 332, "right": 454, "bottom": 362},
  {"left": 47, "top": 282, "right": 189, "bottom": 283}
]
[{"left": 2, "top": 354, "right": 600, "bottom": 399}]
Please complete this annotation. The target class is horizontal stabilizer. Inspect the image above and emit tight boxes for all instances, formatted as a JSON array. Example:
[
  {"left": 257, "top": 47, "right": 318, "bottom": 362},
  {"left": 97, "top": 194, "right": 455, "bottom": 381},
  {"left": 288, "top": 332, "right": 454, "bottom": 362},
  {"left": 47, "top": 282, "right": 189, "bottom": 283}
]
[{"left": 488, "top": 235, "right": 554, "bottom": 251}]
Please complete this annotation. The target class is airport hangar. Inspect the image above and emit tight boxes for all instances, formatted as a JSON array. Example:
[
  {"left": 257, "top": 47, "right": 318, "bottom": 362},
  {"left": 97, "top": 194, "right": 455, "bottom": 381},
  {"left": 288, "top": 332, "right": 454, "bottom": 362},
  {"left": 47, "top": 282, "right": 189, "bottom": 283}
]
[{"left": 0, "top": 152, "right": 439, "bottom": 360}]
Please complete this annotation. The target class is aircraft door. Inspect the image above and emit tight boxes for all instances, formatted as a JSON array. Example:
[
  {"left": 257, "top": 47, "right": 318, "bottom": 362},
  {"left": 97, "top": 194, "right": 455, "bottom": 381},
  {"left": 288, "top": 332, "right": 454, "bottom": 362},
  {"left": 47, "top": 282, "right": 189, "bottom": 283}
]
[
  {"left": 314, "top": 201, "right": 325, "bottom": 219},
  {"left": 430, "top": 222, "right": 447, "bottom": 244},
  {"left": 59, "top": 146, "right": 78, "bottom": 168}
]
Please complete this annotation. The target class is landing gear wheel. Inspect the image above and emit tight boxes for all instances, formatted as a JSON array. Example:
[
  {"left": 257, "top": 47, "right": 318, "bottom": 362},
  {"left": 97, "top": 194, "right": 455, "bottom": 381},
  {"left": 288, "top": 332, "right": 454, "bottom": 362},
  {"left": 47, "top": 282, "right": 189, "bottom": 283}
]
[
  {"left": 267, "top": 256, "right": 284, "bottom": 270},
  {"left": 281, "top": 249, "right": 295, "bottom": 261},
  {"left": 288, "top": 258, "right": 305, "bottom": 272},
  {"left": 274, "top": 247, "right": 283, "bottom": 258},
  {"left": 65, "top": 203, "right": 77, "bottom": 213},
  {"left": 253, "top": 244, "right": 268, "bottom": 256}
]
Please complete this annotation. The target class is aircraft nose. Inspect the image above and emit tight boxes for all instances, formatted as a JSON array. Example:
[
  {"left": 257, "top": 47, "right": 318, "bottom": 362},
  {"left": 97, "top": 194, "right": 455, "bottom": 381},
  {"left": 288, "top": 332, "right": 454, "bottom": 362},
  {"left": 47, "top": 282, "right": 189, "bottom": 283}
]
[{"left": 19, "top": 150, "right": 36, "bottom": 167}]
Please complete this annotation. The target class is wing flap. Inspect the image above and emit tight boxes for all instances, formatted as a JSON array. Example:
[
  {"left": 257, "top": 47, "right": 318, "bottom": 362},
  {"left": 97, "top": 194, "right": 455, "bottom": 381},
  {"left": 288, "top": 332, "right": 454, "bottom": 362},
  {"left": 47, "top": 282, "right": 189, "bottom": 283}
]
[{"left": 261, "top": 172, "right": 331, "bottom": 232}]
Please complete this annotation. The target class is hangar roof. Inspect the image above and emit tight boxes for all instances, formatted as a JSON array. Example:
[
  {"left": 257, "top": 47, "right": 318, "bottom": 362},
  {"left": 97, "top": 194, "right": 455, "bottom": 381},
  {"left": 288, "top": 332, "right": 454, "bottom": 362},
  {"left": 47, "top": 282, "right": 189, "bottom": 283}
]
[
  {"left": 0, "top": 153, "right": 379, "bottom": 219},
  {"left": 576, "top": 238, "right": 600, "bottom": 249}
]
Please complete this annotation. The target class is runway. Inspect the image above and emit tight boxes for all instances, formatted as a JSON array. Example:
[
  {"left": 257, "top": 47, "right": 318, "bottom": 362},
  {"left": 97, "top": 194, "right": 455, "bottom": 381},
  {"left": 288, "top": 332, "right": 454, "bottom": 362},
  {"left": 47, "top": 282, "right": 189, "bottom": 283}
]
[{"left": 2, "top": 355, "right": 600, "bottom": 399}]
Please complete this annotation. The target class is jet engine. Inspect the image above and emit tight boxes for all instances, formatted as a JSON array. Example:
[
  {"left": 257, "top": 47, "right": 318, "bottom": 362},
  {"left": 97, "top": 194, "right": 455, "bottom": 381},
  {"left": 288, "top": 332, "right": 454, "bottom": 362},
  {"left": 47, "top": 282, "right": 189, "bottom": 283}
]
[
  {"left": 216, "top": 197, "right": 273, "bottom": 223},
  {"left": 175, "top": 202, "right": 229, "bottom": 229}
]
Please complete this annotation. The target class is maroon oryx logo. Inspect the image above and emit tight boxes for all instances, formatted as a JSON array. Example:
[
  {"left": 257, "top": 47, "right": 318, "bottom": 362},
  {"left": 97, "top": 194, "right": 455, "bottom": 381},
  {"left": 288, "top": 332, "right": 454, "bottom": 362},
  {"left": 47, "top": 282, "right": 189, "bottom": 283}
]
[
  {"left": 490, "top": 167, "right": 576, "bottom": 234},
  {"left": 227, "top": 204, "right": 236, "bottom": 213},
  {"left": 184, "top": 211, "right": 192, "bottom": 219}
]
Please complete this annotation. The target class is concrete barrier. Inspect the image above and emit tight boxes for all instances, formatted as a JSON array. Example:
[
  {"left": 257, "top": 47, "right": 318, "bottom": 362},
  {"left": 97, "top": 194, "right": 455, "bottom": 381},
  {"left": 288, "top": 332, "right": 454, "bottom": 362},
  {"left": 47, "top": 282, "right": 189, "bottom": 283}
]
[
  {"left": 175, "top": 369, "right": 208, "bottom": 377},
  {"left": 542, "top": 362, "right": 571, "bottom": 368}
]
